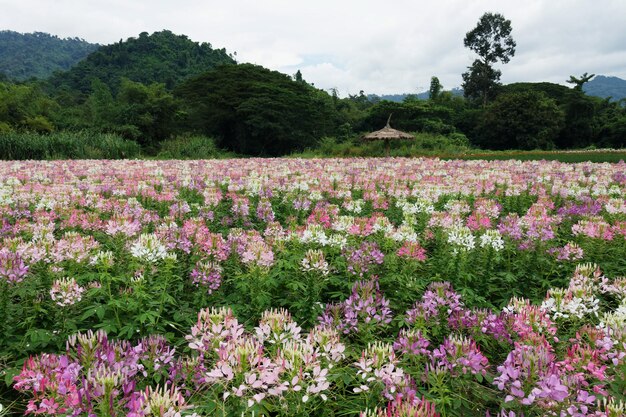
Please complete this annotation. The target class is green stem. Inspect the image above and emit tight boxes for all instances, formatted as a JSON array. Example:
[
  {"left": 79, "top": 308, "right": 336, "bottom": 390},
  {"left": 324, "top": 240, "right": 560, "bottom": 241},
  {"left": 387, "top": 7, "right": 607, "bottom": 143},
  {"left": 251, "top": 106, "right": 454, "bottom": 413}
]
[{"left": 105, "top": 272, "right": 122, "bottom": 330}]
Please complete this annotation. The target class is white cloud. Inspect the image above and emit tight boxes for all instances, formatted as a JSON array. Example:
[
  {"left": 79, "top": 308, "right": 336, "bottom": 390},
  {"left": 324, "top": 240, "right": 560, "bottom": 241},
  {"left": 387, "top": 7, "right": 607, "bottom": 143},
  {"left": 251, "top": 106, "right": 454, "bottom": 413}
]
[{"left": 1, "top": 0, "right": 625, "bottom": 95}]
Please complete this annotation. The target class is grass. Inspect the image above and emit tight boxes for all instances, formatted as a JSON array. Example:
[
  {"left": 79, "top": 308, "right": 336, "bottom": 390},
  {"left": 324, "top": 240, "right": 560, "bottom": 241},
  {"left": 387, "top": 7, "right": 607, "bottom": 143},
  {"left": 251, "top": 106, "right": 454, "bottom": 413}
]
[{"left": 439, "top": 149, "right": 626, "bottom": 163}]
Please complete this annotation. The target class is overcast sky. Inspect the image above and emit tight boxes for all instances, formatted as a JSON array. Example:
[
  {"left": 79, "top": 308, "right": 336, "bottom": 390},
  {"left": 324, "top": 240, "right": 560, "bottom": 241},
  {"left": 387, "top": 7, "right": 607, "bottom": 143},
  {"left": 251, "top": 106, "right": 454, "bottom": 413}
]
[{"left": 1, "top": 0, "right": 625, "bottom": 96}]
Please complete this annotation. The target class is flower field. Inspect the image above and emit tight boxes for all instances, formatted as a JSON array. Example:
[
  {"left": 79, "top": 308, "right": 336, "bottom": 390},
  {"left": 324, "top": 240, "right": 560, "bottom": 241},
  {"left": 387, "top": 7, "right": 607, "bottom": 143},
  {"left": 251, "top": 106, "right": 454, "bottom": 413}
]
[{"left": 1, "top": 158, "right": 626, "bottom": 417}]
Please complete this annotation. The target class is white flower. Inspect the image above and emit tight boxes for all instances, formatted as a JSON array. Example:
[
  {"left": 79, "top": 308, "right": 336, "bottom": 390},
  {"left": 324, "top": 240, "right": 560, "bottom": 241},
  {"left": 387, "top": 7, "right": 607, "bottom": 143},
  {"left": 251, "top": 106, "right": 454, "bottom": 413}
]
[
  {"left": 332, "top": 216, "right": 354, "bottom": 232},
  {"left": 343, "top": 199, "right": 364, "bottom": 214},
  {"left": 301, "top": 249, "right": 330, "bottom": 275},
  {"left": 479, "top": 229, "right": 505, "bottom": 252},
  {"left": 388, "top": 223, "right": 418, "bottom": 243},
  {"left": 447, "top": 226, "right": 475, "bottom": 253},
  {"left": 130, "top": 233, "right": 169, "bottom": 263}
]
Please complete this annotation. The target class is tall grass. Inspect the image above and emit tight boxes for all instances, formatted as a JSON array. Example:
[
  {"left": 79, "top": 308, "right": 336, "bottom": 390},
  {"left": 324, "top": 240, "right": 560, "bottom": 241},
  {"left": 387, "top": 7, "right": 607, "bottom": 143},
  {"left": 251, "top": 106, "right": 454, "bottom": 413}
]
[
  {"left": 156, "top": 135, "right": 236, "bottom": 159},
  {"left": 0, "top": 131, "right": 141, "bottom": 160}
]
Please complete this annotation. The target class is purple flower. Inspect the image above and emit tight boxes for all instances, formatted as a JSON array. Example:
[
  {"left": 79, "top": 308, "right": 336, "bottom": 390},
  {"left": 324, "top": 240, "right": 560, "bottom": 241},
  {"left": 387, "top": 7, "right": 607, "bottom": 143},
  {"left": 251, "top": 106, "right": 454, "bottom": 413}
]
[
  {"left": 190, "top": 260, "right": 222, "bottom": 293},
  {"left": 430, "top": 335, "right": 489, "bottom": 376},
  {"left": 319, "top": 279, "right": 392, "bottom": 334},
  {"left": 0, "top": 248, "right": 29, "bottom": 284},
  {"left": 344, "top": 241, "right": 384, "bottom": 277},
  {"left": 406, "top": 282, "right": 463, "bottom": 327},
  {"left": 393, "top": 329, "right": 430, "bottom": 356}
]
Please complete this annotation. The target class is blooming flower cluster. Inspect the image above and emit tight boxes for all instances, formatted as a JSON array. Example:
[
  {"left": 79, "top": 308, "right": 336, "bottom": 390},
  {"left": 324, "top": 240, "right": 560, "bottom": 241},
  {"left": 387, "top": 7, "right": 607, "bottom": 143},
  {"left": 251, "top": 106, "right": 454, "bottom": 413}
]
[
  {"left": 344, "top": 241, "right": 384, "bottom": 276},
  {"left": 319, "top": 278, "right": 392, "bottom": 334},
  {"left": 11, "top": 263, "right": 626, "bottom": 416},
  {"left": 0, "top": 247, "right": 28, "bottom": 284},
  {"left": 300, "top": 249, "right": 330, "bottom": 275},
  {"left": 396, "top": 241, "right": 427, "bottom": 261},
  {"left": 49, "top": 277, "right": 85, "bottom": 307},
  {"left": 130, "top": 233, "right": 170, "bottom": 263},
  {"left": 189, "top": 259, "right": 222, "bottom": 293},
  {"left": 186, "top": 307, "right": 344, "bottom": 409},
  {"left": 541, "top": 263, "right": 603, "bottom": 320}
]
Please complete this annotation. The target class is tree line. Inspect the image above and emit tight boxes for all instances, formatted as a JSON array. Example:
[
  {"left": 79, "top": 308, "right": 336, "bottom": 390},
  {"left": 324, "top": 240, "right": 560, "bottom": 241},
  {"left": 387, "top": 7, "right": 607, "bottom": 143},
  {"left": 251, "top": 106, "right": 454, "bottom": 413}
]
[{"left": 1, "top": 24, "right": 625, "bottom": 157}]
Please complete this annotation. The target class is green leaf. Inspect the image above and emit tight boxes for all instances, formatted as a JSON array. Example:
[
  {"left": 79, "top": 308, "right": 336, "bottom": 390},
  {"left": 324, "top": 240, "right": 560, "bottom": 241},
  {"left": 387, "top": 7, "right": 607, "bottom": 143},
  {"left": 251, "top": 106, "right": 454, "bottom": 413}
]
[
  {"left": 4, "top": 366, "right": 21, "bottom": 386},
  {"left": 96, "top": 305, "right": 106, "bottom": 320},
  {"left": 80, "top": 307, "right": 97, "bottom": 321}
]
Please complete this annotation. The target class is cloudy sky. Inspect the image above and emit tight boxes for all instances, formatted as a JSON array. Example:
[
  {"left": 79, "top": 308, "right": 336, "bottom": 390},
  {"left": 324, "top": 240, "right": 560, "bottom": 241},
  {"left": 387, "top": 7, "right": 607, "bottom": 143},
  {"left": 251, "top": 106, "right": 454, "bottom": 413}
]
[{"left": 1, "top": 0, "right": 625, "bottom": 96}]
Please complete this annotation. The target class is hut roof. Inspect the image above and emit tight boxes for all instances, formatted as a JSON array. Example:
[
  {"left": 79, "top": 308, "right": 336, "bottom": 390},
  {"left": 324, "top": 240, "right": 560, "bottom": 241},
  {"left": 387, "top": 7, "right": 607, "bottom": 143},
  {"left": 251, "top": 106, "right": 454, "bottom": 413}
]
[{"left": 362, "top": 114, "right": 413, "bottom": 141}]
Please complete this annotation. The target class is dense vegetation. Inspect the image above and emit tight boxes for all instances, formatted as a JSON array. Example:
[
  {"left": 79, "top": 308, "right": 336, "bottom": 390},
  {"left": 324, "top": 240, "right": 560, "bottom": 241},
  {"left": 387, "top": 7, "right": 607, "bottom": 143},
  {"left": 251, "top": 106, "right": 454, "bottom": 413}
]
[
  {"left": 176, "top": 64, "right": 337, "bottom": 155},
  {"left": 0, "top": 31, "right": 98, "bottom": 81},
  {"left": 0, "top": 25, "right": 625, "bottom": 159}
]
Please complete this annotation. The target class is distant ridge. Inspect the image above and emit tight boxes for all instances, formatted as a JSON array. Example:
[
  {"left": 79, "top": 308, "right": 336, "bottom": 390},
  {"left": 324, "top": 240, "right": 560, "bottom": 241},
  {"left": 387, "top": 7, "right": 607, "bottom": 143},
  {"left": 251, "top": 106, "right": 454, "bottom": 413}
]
[
  {"left": 583, "top": 75, "right": 626, "bottom": 101},
  {"left": 369, "top": 87, "right": 463, "bottom": 102},
  {"left": 369, "top": 77, "right": 626, "bottom": 103},
  {"left": 0, "top": 30, "right": 98, "bottom": 80}
]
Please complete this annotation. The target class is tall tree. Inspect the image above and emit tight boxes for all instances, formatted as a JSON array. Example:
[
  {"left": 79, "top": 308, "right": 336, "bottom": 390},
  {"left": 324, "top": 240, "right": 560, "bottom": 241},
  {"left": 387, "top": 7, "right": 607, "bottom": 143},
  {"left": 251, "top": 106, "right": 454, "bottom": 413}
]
[
  {"left": 462, "top": 12, "right": 516, "bottom": 106},
  {"left": 462, "top": 60, "right": 502, "bottom": 105},
  {"left": 429, "top": 76, "right": 442, "bottom": 101}
]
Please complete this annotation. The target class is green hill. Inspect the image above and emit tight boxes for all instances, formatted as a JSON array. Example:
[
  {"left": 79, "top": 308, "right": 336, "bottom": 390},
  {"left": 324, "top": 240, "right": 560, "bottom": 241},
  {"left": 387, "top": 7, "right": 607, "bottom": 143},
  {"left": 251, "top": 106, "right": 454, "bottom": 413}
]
[
  {"left": 0, "top": 30, "right": 98, "bottom": 80},
  {"left": 48, "top": 30, "right": 236, "bottom": 95}
]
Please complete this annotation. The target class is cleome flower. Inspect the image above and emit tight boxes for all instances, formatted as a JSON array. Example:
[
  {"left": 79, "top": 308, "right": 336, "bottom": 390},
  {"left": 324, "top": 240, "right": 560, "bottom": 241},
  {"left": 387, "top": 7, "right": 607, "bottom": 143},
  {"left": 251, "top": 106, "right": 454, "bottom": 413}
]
[
  {"left": 49, "top": 277, "right": 85, "bottom": 307},
  {"left": 129, "top": 233, "right": 169, "bottom": 263}
]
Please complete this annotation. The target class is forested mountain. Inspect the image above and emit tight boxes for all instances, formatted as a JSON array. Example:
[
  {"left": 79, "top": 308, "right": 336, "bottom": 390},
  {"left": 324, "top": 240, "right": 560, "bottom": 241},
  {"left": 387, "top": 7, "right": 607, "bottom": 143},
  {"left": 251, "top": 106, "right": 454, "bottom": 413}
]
[
  {"left": 47, "top": 30, "right": 236, "bottom": 95},
  {"left": 0, "top": 31, "right": 98, "bottom": 80},
  {"left": 584, "top": 75, "right": 626, "bottom": 101}
]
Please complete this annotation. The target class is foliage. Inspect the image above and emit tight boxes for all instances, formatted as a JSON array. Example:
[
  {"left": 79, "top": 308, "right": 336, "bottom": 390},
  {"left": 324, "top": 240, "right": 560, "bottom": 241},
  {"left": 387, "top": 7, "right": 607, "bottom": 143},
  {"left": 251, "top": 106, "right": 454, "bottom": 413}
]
[
  {"left": 361, "top": 99, "right": 457, "bottom": 135},
  {"left": 0, "top": 82, "right": 58, "bottom": 133},
  {"left": 0, "top": 31, "right": 98, "bottom": 81},
  {"left": 464, "top": 13, "right": 516, "bottom": 65},
  {"left": 475, "top": 91, "right": 565, "bottom": 150},
  {"left": 486, "top": 82, "right": 626, "bottom": 150},
  {"left": 1, "top": 27, "right": 625, "bottom": 157},
  {"left": 0, "top": 131, "right": 141, "bottom": 159},
  {"left": 176, "top": 64, "right": 338, "bottom": 155},
  {"left": 461, "top": 59, "right": 502, "bottom": 106}
]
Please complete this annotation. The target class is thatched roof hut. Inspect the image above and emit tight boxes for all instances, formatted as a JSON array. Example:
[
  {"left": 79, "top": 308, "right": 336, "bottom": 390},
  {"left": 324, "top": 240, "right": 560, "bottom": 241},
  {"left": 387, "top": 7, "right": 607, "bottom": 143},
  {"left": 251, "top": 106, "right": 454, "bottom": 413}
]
[{"left": 362, "top": 114, "right": 413, "bottom": 156}]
